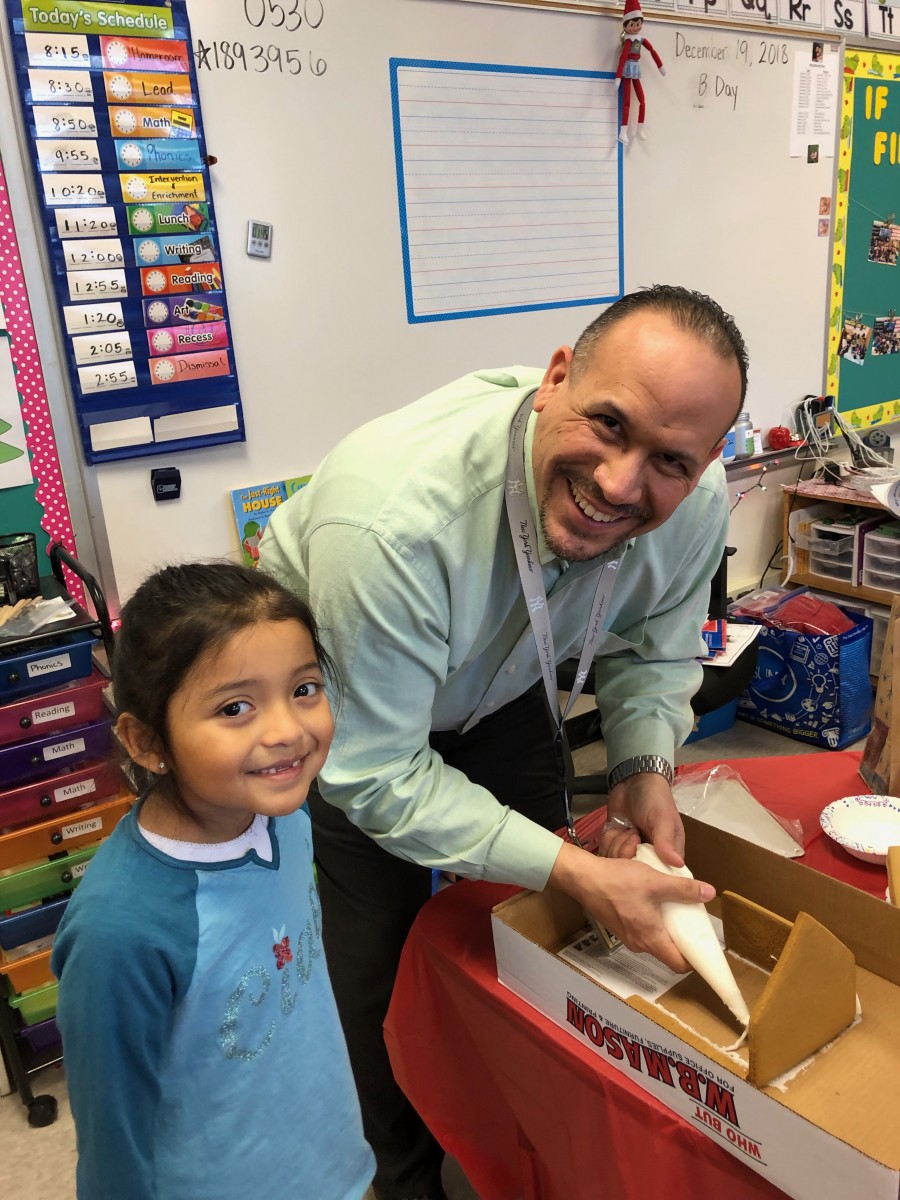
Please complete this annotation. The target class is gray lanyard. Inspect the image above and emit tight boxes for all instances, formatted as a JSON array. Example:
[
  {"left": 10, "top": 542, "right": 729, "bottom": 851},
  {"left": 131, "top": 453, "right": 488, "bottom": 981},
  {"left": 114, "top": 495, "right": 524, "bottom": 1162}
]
[{"left": 505, "top": 393, "right": 621, "bottom": 840}]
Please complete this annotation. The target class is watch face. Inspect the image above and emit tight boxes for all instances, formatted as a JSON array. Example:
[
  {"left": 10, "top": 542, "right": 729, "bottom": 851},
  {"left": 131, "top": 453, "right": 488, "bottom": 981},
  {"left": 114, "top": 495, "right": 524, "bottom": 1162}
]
[
  {"left": 145, "top": 269, "right": 167, "bottom": 293},
  {"left": 151, "top": 329, "right": 175, "bottom": 353},
  {"left": 113, "top": 108, "right": 137, "bottom": 134},
  {"left": 153, "top": 358, "right": 176, "bottom": 382},
  {"left": 146, "top": 300, "right": 170, "bottom": 324},
  {"left": 137, "top": 239, "right": 161, "bottom": 264},
  {"left": 123, "top": 176, "right": 148, "bottom": 201},
  {"left": 131, "top": 207, "right": 154, "bottom": 233},
  {"left": 120, "top": 142, "right": 144, "bottom": 167},
  {"left": 108, "top": 74, "right": 133, "bottom": 100},
  {"left": 106, "top": 40, "right": 130, "bottom": 68}
]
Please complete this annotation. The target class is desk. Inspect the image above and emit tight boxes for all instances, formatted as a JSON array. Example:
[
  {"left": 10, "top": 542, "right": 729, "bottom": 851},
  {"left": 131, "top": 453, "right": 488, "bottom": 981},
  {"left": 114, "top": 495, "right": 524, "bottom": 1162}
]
[{"left": 384, "top": 751, "right": 887, "bottom": 1200}]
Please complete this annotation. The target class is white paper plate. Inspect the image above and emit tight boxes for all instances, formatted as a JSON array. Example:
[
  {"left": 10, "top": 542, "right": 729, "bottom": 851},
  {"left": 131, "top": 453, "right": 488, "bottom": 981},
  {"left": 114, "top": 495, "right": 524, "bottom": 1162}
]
[{"left": 819, "top": 795, "right": 900, "bottom": 865}]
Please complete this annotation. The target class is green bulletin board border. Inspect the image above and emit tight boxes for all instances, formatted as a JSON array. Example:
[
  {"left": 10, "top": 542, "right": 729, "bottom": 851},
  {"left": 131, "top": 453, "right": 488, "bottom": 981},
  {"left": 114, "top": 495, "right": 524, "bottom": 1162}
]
[{"left": 829, "top": 50, "right": 900, "bottom": 431}]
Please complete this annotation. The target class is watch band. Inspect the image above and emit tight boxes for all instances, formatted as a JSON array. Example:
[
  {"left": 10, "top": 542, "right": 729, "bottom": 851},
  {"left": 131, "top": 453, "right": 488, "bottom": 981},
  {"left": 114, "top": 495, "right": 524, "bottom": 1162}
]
[{"left": 607, "top": 754, "right": 674, "bottom": 791}]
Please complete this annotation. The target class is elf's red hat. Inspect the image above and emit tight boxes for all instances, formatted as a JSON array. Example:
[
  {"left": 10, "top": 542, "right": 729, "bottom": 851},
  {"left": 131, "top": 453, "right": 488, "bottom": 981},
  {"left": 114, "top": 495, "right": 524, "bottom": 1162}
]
[{"left": 623, "top": 0, "right": 644, "bottom": 20}]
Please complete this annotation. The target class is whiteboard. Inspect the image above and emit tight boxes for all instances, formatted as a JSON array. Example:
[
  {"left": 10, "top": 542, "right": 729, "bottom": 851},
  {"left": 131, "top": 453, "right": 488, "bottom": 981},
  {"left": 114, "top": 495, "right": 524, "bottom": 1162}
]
[{"left": 10, "top": 0, "right": 834, "bottom": 599}]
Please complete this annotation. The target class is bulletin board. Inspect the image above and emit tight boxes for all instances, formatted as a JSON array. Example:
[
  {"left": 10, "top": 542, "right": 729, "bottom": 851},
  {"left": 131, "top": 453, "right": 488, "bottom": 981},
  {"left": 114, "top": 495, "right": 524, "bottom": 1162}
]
[
  {"left": 827, "top": 49, "right": 900, "bottom": 430},
  {"left": 2, "top": 0, "right": 244, "bottom": 465}
]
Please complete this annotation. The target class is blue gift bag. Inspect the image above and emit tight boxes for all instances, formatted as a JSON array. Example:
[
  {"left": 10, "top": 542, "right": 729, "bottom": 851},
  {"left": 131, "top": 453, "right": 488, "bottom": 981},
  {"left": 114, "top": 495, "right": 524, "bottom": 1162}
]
[{"left": 736, "top": 613, "right": 873, "bottom": 749}]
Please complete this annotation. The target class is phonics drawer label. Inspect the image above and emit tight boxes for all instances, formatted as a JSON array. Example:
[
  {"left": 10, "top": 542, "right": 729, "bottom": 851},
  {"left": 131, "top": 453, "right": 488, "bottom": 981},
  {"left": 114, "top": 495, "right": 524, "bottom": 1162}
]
[{"left": 27, "top": 653, "right": 71, "bottom": 678}]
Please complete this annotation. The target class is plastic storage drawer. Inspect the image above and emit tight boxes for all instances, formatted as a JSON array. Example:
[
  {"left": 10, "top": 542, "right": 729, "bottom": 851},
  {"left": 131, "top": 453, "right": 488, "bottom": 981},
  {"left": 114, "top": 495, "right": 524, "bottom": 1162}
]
[
  {"left": 0, "top": 667, "right": 108, "bottom": 748},
  {"left": 0, "top": 842, "right": 99, "bottom": 911},
  {"left": 862, "top": 562, "right": 900, "bottom": 591},
  {"left": 0, "top": 629, "right": 97, "bottom": 701},
  {"left": 0, "top": 897, "right": 69, "bottom": 952},
  {"left": 0, "top": 762, "right": 121, "bottom": 832},
  {"left": 0, "top": 717, "right": 113, "bottom": 789},
  {"left": 7, "top": 980, "right": 58, "bottom": 1026},
  {"left": 808, "top": 553, "right": 854, "bottom": 581},
  {"left": 0, "top": 946, "right": 53, "bottom": 994},
  {"left": 0, "top": 793, "right": 131, "bottom": 872},
  {"left": 18, "top": 1016, "right": 60, "bottom": 1053}
]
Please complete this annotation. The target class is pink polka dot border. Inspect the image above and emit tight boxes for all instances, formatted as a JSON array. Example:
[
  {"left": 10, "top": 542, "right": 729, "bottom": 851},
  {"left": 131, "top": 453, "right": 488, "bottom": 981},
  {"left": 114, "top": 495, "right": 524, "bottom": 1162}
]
[{"left": 0, "top": 156, "right": 83, "bottom": 604}]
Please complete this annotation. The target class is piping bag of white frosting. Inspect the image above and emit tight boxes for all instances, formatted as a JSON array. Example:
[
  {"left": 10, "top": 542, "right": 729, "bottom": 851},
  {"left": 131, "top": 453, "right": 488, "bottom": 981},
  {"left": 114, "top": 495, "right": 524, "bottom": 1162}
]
[{"left": 635, "top": 843, "right": 750, "bottom": 1030}]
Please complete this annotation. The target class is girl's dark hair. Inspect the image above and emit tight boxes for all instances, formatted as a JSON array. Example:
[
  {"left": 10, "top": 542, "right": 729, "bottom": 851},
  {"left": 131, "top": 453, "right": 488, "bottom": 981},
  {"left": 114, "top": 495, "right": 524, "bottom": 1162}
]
[{"left": 113, "top": 560, "right": 336, "bottom": 799}]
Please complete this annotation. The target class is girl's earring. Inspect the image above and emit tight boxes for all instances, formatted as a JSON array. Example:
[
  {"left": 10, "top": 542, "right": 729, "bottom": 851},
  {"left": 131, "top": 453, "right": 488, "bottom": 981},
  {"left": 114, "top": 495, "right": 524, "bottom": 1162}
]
[{"left": 158, "top": 761, "right": 166, "bottom": 773}]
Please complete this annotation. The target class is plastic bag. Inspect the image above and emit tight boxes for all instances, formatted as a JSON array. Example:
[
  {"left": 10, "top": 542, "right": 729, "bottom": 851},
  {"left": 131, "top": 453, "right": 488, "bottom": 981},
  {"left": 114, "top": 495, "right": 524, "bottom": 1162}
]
[{"left": 673, "top": 763, "right": 805, "bottom": 857}]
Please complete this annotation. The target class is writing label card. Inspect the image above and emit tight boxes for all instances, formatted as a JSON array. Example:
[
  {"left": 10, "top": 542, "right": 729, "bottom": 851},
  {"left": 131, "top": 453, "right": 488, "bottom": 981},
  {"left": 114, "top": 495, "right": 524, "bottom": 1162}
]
[
  {"left": 63, "top": 301, "right": 125, "bottom": 334},
  {"left": 71, "top": 329, "right": 133, "bottom": 364},
  {"left": 28, "top": 68, "right": 94, "bottom": 102},
  {"left": 33, "top": 106, "right": 99, "bottom": 137},
  {"left": 62, "top": 238, "right": 125, "bottom": 270},
  {"left": 36, "top": 139, "right": 102, "bottom": 171},
  {"left": 56, "top": 207, "right": 118, "bottom": 238},
  {"left": 42, "top": 173, "right": 106, "bottom": 205},
  {"left": 67, "top": 268, "right": 127, "bottom": 301},
  {"left": 135, "top": 232, "right": 216, "bottom": 266},
  {"left": 24, "top": 32, "right": 91, "bottom": 67},
  {"left": 77, "top": 361, "right": 138, "bottom": 394}
]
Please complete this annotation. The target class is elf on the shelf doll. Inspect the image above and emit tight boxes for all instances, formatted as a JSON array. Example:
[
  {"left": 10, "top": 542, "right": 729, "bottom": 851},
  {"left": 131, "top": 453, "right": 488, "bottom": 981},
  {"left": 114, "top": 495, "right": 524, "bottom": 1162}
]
[{"left": 615, "top": 0, "right": 665, "bottom": 145}]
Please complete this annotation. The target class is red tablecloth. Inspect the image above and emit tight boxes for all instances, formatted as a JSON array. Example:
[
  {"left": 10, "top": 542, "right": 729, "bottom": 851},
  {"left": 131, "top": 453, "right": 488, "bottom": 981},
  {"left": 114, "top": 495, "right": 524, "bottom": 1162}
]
[{"left": 384, "top": 750, "right": 887, "bottom": 1200}]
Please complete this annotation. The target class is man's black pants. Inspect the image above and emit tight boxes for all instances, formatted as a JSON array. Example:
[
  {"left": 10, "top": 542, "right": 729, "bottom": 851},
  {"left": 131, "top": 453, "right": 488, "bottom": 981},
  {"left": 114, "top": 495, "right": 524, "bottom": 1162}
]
[{"left": 308, "top": 686, "right": 568, "bottom": 1200}]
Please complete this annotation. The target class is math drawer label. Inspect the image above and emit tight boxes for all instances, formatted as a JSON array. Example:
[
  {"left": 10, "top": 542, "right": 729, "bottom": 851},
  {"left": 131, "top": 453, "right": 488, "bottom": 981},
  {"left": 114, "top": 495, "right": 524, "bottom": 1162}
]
[
  {"left": 67, "top": 268, "right": 127, "bottom": 300},
  {"left": 71, "top": 329, "right": 133, "bottom": 364},
  {"left": 42, "top": 173, "right": 106, "bottom": 205},
  {"left": 56, "top": 207, "right": 118, "bottom": 237},
  {"left": 33, "top": 106, "right": 98, "bottom": 137},
  {"left": 44, "top": 736, "right": 86, "bottom": 762},
  {"left": 54, "top": 778, "right": 97, "bottom": 803},
  {"left": 120, "top": 171, "right": 206, "bottom": 203},
  {"left": 63, "top": 301, "right": 125, "bottom": 333}
]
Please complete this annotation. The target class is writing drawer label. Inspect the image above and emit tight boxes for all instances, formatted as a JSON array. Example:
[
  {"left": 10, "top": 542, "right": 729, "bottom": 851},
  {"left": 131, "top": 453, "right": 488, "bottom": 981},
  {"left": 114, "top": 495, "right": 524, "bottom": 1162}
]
[
  {"left": 61, "top": 815, "right": 102, "bottom": 840},
  {"left": 71, "top": 861, "right": 90, "bottom": 880}
]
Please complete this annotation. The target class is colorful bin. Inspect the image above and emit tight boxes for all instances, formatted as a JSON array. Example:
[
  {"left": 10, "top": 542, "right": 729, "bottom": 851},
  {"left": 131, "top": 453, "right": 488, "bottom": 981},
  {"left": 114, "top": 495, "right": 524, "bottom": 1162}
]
[
  {"left": 0, "top": 762, "right": 122, "bottom": 832},
  {"left": 0, "top": 842, "right": 99, "bottom": 911},
  {"left": 7, "top": 980, "right": 58, "bottom": 1026},
  {"left": 0, "top": 629, "right": 97, "bottom": 701},
  {"left": 0, "top": 793, "right": 131, "bottom": 872},
  {"left": 0, "top": 667, "right": 109, "bottom": 747},
  {"left": 0, "top": 717, "right": 113, "bottom": 789}
]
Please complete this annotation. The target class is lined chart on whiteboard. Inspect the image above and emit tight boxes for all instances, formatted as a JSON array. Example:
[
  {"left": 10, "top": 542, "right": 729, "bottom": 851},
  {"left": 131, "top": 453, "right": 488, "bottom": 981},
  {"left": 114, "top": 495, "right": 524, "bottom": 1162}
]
[{"left": 390, "top": 59, "right": 622, "bottom": 322}]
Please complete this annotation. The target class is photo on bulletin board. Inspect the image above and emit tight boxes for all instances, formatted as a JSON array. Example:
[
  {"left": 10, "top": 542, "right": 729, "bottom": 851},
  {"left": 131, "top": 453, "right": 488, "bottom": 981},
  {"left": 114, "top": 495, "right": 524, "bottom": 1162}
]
[
  {"left": 2, "top": 0, "right": 245, "bottom": 465},
  {"left": 828, "top": 50, "right": 900, "bottom": 430}
]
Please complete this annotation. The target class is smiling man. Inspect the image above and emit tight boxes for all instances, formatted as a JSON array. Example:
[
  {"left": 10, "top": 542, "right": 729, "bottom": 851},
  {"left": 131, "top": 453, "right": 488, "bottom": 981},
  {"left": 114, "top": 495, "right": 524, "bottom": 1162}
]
[{"left": 260, "top": 284, "right": 747, "bottom": 1200}]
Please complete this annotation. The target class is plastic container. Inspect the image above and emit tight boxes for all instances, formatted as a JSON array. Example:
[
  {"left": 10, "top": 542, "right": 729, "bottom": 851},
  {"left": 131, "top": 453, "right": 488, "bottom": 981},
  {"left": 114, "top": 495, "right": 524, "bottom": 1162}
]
[
  {"left": 0, "top": 842, "right": 99, "bottom": 911},
  {"left": 0, "top": 946, "right": 53, "bottom": 994},
  {"left": 0, "top": 896, "right": 69, "bottom": 952},
  {"left": 0, "top": 793, "right": 131, "bottom": 872},
  {"left": 18, "top": 1016, "right": 61, "bottom": 1054},
  {"left": 862, "top": 562, "right": 900, "bottom": 591},
  {"left": 807, "top": 554, "right": 854, "bottom": 581},
  {"left": 0, "top": 667, "right": 109, "bottom": 748},
  {"left": 734, "top": 411, "right": 754, "bottom": 458},
  {"left": 0, "top": 762, "right": 121, "bottom": 832},
  {"left": 7, "top": 980, "right": 58, "bottom": 1026},
  {"left": 0, "top": 629, "right": 97, "bottom": 701},
  {"left": 0, "top": 717, "right": 113, "bottom": 790}
]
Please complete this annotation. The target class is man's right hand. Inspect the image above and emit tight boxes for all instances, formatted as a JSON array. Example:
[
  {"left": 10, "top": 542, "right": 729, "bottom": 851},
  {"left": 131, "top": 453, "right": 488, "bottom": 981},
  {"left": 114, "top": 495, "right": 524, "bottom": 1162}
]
[{"left": 547, "top": 840, "right": 715, "bottom": 973}]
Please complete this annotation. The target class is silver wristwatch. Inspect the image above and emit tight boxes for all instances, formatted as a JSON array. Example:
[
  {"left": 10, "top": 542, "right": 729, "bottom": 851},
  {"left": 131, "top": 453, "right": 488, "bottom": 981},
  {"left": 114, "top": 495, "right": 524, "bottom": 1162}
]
[{"left": 607, "top": 754, "right": 674, "bottom": 791}]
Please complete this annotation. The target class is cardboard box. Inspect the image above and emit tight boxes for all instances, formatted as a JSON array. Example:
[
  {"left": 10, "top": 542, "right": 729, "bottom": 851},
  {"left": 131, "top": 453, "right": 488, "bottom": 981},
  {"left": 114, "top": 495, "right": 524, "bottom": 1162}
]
[{"left": 492, "top": 815, "right": 900, "bottom": 1200}]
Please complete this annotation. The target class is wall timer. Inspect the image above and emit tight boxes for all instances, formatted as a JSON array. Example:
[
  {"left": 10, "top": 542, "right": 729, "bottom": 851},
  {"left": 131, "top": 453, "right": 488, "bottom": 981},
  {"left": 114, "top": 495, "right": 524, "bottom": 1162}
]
[{"left": 247, "top": 220, "right": 273, "bottom": 259}]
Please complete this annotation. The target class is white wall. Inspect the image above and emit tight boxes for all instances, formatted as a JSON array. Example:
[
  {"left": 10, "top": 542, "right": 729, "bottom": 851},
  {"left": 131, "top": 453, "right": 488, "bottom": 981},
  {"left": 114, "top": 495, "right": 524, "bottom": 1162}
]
[{"left": 1, "top": 0, "right": 835, "bottom": 602}]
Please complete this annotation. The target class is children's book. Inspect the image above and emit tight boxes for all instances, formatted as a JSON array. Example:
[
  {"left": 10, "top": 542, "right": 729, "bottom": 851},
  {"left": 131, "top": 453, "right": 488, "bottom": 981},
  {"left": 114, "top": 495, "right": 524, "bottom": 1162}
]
[{"left": 229, "top": 476, "right": 311, "bottom": 567}]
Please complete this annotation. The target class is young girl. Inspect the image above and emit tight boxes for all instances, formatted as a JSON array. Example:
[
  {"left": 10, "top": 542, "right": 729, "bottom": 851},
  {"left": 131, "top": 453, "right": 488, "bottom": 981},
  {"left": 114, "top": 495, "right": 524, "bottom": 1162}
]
[{"left": 51, "top": 562, "right": 375, "bottom": 1200}]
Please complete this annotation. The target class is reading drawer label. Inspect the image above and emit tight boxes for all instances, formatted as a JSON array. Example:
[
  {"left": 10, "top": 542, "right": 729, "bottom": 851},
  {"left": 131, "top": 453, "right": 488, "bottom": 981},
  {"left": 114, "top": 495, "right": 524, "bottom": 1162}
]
[
  {"left": 32, "top": 700, "right": 77, "bottom": 725},
  {"left": 44, "top": 736, "right": 86, "bottom": 761},
  {"left": 71, "top": 861, "right": 90, "bottom": 880},
  {"left": 61, "top": 816, "right": 102, "bottom": 840},
  {"left": 54, "top": 778, "right": 97, "bottom": 802},
  {"left": 27, "top": 653, "right": 71, "bottom": 678}
]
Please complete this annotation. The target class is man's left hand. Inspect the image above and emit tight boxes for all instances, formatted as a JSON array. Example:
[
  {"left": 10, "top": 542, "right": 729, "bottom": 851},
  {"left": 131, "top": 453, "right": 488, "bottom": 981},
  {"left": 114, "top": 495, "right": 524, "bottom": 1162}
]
[{"left": 598, "top": 772, "right": 684, "bottom": 867}]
